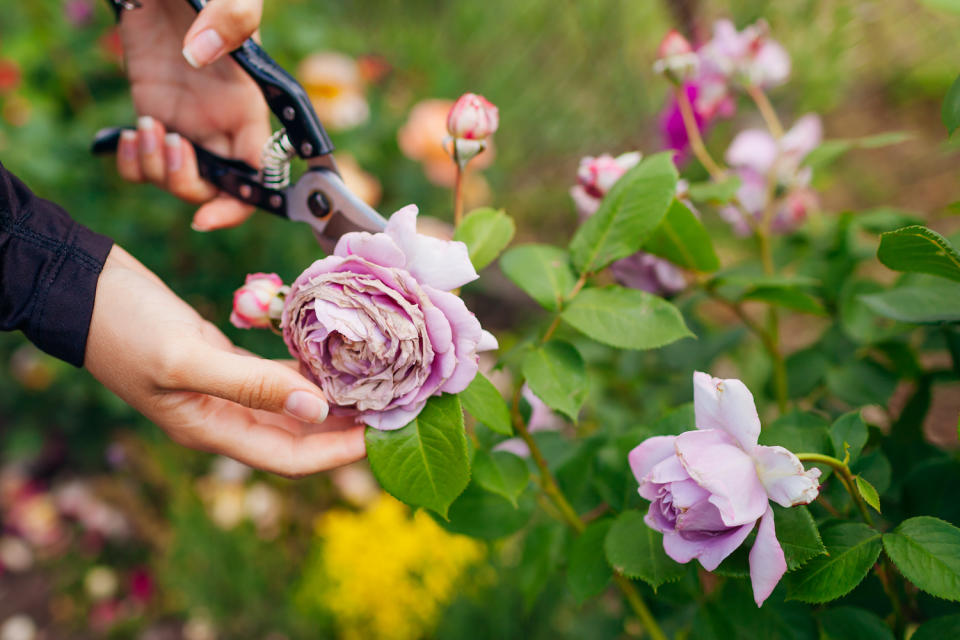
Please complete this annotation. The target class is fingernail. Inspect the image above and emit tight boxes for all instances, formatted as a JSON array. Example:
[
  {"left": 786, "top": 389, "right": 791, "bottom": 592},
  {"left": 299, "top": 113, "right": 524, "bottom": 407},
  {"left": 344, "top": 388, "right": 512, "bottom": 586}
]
[
  {"left": 190, "top": 221, "right": 209, "bottom": 232},
  {"left": 164, "top": 133, "right": 182, "bottom": 171},
  {"left": 137, "top": 116, "right": 156, "bottom": 154},
  {"left": 284, "top": 391, "right": 329, "bottom": 424},
  {"left": 183, "top": 29, "right": 225, "bottom": 68},
  {"left": 119, "top": 130, "right": 137, "bottom": 160}
]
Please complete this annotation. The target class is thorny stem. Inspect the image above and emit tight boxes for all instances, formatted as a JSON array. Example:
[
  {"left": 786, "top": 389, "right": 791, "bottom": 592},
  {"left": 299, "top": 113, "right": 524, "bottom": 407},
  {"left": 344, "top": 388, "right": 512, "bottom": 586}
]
[
  {"left": 674, "top": 86, "right": 725, "bottom": 180},
  {"left": 511, "top": 389, "right": 667, "bottom": 640}
]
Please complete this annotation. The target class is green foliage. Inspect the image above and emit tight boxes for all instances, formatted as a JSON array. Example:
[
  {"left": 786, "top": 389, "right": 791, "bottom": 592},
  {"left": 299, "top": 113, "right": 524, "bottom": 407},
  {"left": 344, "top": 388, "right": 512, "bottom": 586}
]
[
  {"left": 604, "top": 510, "right": 686, "bottom": 590},
  {"left": 818, "top": 606, "right": 894, "bottom": 640},
  {"left": 561, "top": 286, "right": 693, "bottom": 350},
  {"left": 569, "top": 153, "right": 678, "bottom": 274},
  {"left": 776, "top": 506, "right": 827, "bottom": 571},
  {"left": 473, "top": 450, "right": 529, "bottom": 507},
  {"left": 499, "top": 244, "right": 578, "bottom": 311},
  {"left": 522, "top": 341, "right": 587, "bottom": 421},
  {"left": 567, "top": 519, "right": 614, "bottom": 603},
  {"left": 365, "top": 394, "right": 470, "bottom": 518},
  {"left": 912, "top": 614, "right": 960, "bottom": 640},
  {"left": 785, "top": 523, "right": 882, "bottom": 603},
  {"left": 860, "top": 279, "right": 960, "bottom": 323},
  {"left": 943, "top": 73, "right": 960, "bottom": 135},
  {"left": 855, "top": 476, "right": 882, "bottom": 513},
  {"left": 882, "top": 517, "right": 960, "bottom": 602},
  {"left": 686, "top": 177, "right": 742, "bottom": 204},
  {"left": 830, "top": 411, "right": 868, "bottom": 463},
  {"left": 435, "top": 481, "right": 536, "bottom": 540},
  {"left": 461, "top": 372, "right": 513, "bottom": 436},
  {"left": 741, "top": 286, "right": 826, "bottom": 316},
  {"left": 454, "top": 207, "right": 516, "bottom": 271},
  {"left": 877, "top": 226, "right": 960, "bottom": 283},
  {"left": 642, "top": 199, "right": 720, "bottom": 272}
]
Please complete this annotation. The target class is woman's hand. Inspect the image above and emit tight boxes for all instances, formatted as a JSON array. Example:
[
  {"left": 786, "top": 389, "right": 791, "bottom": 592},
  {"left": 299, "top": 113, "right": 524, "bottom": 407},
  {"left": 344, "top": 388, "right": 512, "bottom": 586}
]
[
  {"left": 85, "top": 245, "right": 366, "bottom": 477},
  {"left": 116, "top": 0, "right": 270, "bottom": 231}
]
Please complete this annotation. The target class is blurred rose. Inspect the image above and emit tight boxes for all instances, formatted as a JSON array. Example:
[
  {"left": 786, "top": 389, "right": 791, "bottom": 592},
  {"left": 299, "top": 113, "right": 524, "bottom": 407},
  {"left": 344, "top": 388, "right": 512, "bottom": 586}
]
[
  {"left": 64, "top": 0, "right": 94, "bottom": 26},
  {"left": 398, "top": 99, "right": 493, "bottom": 186},
  {"left": 85, "top": 566, "right": 119, "bottom": 602},
  {"left": 55, "top": 481, "right": 130, "bottom": 540},
  {"left": 297, "top": 52, "right": 369, "bottom": 131},
  {"left": 7, "top": 492, "right": 64, "bottom": 549},
  {"left": 204, "top": 483, "right": 246, "bottom": 530},
  {"left": 244, "top": 482, "right": 282, "bottom": 538},
  {"left": 183, "top": 615, "right": 217, "bottom": 640},
  {"left": 89, "top": 600, "right": 122, "bottom": 632},
  {"left": 230, "top": 273, "right": 287, "bottom": 330},
  {"left": 0, "top": 60, "right": 21, "bottom": 93},
  {"left": 701, "top": 19, "right": 790, "bottom": 89},
  {"left": 447, "top": 93, "right": 499, "bottom": 140},
  {"left": 0, "top": 615, "right": 37, "bottom": 640},
  {"left": 330, "top": 462, "right": 381, "bottom": 508},
  {"left": 334, "top": 153, "right": 382, "bottom": 208},
  {"left": 10, "top": 345, "right": 58, "bottom": 390},
  {"left": 129, "top": 567, "right": 155, "bottom": 605},
  {"left": 356, "top": 53, "right": 392, "bottom": 85},
  {"left": 210, "top": 456, "right": 253, "bottom": 484},
  {"left": 653, "top": 30, "right": 699, "bottom": 83},
  {"left": 0, "top": 537, "right": 33, "bottom": 573}
]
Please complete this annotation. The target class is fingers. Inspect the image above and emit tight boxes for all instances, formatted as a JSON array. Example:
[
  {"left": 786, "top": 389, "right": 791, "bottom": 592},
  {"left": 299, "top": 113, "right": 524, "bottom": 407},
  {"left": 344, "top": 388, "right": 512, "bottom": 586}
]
[
  {"left": 164, "top": 133, "right": 220, "bottom": 203},
  {"left": 167, "top": 346, "right": 331, "bottom": 425},
  {"left": 182, "top": 0, "right": 263, "bottom": 69},
  {"left": 192, "top": 195, "right": 256, "bottom": 231}
]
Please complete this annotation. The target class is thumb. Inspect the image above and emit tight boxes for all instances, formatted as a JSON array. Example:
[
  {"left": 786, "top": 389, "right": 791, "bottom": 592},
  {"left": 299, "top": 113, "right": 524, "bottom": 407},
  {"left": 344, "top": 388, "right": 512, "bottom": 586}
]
[
  {"left": 182, "top": 348, "right": 330, "bottom": 423},
  {"left": 182, "top": 0, "right": 263, "bottom": 69}
]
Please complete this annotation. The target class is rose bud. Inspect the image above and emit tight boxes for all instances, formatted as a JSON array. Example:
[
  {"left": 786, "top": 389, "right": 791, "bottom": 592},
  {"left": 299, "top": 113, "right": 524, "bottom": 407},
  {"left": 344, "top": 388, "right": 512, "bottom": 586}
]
[
  {"left": 652, "top": 30, "right": 699, "bottom": 84},
  {"left": 282, "top": 205, "right": 497, "bottom": 430},
  {"left": 230, "top": 273, "right": 288, "bottom": 330},
  {"left": 446, "top": 93, "right": 499, "bottom": 140}
]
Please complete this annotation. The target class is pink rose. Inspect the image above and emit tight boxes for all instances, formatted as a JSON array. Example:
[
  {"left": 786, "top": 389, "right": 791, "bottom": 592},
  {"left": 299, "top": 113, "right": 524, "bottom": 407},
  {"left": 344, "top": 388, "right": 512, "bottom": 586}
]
[
  {"left": 653, "top": 30, "right": 699, "bottom": 84},
  {"left": 230, "top": 273, "right": 287, "bottom": 330},
  {"left": 282, "top": 205, "right": 497, "bottom": 430},
  {"left": 629, "top": 372, "right": 821, "bottom": 606},
  {"left": 446, "top": 93, "right": 499, "bottom": 140},
  {"left": 701, "top": 19, "right": 791, "bottom": 89}
]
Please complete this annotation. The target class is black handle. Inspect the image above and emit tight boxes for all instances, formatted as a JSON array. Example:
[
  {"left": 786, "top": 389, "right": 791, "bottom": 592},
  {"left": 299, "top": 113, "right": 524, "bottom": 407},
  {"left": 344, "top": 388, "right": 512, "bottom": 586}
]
[
  {"left": 92, "top": 127, "right": 287, "bottom": 216},
  {"left": 182, "top": 0, "right": 334, "bottom": 159}
]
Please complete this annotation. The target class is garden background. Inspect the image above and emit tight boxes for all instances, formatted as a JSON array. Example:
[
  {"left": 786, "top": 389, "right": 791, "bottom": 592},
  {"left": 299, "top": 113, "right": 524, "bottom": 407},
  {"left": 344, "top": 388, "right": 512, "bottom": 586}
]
[{"left": 1, "top": 0, "right": 959, "bottom": 638}]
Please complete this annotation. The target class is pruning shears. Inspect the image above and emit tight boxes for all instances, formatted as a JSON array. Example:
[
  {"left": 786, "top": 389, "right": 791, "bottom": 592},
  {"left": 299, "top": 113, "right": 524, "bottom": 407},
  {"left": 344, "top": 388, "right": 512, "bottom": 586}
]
[{"left": 92, "top": 0, "right": 388, "bottom": 252}]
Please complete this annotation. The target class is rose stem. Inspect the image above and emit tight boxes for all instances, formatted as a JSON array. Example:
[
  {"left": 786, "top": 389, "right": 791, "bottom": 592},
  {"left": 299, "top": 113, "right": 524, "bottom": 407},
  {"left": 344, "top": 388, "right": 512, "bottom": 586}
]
[
  {"left": 795, "top": 452, "right": 908, "bottom": 633},
  {"left": 453, "top": 157, "right": 466, "bottom": 228},
  {"left": 542, "top": 272, "right": 589, "bottom": 343},
  {"left": 511, "top": 387, "right": 667, "bottom": 640},
  {"left": 746, "top": 84, "right": 785, "bottom": 139},
  {"left": 674, "top": 86, "right": 725, "bottom": 180}
]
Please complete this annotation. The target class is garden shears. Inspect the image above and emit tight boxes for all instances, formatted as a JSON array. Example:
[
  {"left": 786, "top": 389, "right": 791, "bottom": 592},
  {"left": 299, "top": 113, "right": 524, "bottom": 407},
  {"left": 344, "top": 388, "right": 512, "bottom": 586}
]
[{"left": 92, "top": 0, "right": 388, "bottom": 252}]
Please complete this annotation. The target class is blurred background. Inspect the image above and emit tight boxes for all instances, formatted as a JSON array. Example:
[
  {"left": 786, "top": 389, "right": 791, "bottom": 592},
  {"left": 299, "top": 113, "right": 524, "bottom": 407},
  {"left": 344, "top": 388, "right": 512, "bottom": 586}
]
[{"left": 0, "top": 0, "right": 958, "bottom": 637}]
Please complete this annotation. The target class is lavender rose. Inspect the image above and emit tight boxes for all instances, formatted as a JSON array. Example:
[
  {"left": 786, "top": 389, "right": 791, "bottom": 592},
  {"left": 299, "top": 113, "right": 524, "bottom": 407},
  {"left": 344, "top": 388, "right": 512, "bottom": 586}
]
[
  {"left": 629, "top": 372, "right": 820, "bottom": 606},
  {"left": 282, "top": 205, "right": 497, "bottom": 430}
]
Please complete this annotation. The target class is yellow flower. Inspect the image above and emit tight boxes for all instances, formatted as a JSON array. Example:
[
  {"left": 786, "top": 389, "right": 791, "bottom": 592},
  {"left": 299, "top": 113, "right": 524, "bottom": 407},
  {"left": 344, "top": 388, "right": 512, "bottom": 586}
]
[
  {"left": 297, "top": 495, "right": 485, "bottom": 640},
  {"left": 298, "top": 52, "right": 370, "bottom": 131}
]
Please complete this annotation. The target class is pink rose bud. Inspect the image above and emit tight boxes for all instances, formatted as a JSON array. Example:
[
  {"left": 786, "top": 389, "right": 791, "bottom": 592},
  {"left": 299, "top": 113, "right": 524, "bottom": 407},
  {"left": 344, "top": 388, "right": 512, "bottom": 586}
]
[
  {"left": 230, "top": 273, "right": 287, "bottom": 330},
  {"left": 653, "top": 30, "right": 699, "bottom": 84},
  {"left": 446, "top": 93, "right": 499, "bottom": 140},
  {"left": 657, "top": 29, "right": 693, "bottom": 58}
]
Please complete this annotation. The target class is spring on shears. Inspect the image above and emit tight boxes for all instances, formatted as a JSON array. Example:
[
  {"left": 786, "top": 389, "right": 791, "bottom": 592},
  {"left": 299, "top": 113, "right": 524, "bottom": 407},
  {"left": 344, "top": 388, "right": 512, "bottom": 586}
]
[{"left": 260, "top": 129, "right": 296, "bottom": 190}]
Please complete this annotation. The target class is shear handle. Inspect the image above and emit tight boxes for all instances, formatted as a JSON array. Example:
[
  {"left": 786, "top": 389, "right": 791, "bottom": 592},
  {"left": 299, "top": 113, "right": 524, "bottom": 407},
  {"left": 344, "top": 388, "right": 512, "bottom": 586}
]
[
  {"left": 181, "top": 0, "right": 333, "bottom": 160},
  {"left": 92, "top": 127, "right": 288, "bottom": 217}
]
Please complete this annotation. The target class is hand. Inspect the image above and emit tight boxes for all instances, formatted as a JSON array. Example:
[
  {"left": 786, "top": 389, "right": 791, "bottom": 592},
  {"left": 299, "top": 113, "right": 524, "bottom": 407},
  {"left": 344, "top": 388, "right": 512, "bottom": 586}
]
[
  {"left": 85, "top": 245, "right": 366, "bottom": 477},
  {"left": 116, "top": 0, "right": 270, "bottom": 231}
]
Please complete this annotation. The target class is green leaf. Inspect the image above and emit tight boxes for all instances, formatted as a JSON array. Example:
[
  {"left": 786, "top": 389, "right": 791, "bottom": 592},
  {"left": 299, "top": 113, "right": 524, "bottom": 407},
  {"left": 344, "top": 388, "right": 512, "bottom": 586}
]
[
  {"left": 460, "top": 372, "right": 512, "bottom": 436},
  {"left": 912, "top": 614, "right": 960, "bottom": 640},
  {"left": 519, "top": 524, "right": 565, "bottom": 610},
  {"left": 364, "top": 394, "right": 469, "bottom": 518},
  {"left": 604, "top": 509, "right": 686, "bottom": 590},
  {"left": 786, "top": 522, "right": 882, "bottom": 603},
  {"left": 500, "top": 244, "right": 578, "bottom": 311},
  {"left": 860, "top": 280, "right": 960, "bottom": 323},
  {"left": 686, "top": 176, "right": 741, "bottom": 204},
  {"left": 562, "top": 286, "right": 693, "bottom": 350},
  {"left": 759, "top": 411, "right": 831, "bottom": 459},
  {"left": 855, "top": 476, "right": 881, "bottom": 513},
  {"left": 453, "top": 207, "right": 516, "bottom": 271},
  {"left": 569, "top": 152, "right": 678, "bottom": 274},
  {"left": 741, "top": 286, "right": 826, "bottom": 315},
  {"left": 882, "top": 516, "right": 960, "bottom": 601},
  {"left": 805, "top": 132, "right": 911, "bottom": 170},
  {"left": 472, "top": 449, "right": 529, "bottom": 507},
  {"left": 830, "top": 411, "right": 868, "bottom": 463},
  {"left": 776, "top": 505, "right": 826, "bottom": 570},
  {"left": 944, "top": 73, "right": 960, "bottom": 135},
  {"left": 642, "top": 198, "right": 719, "bottom": 272},
  {"left": 434, "top": 481, "right": 535, "bottom": 539},
  {"left": 692, "top": 582, "right": 818, "bottom": 640},
  {"left": 818, "top": 606, "right": 894, "bottom": 640},
  {"left": 826, "top": 359, "right": 897, "bottom": 407},
  {"left": 567, "top": 518, "right": 614, "bottom": 602},
  {"left": 877, "top": 225, "right": 960, "bottom": 283},
  {"left": 522, "top": 340, "right": 587, "bottom": 421}
]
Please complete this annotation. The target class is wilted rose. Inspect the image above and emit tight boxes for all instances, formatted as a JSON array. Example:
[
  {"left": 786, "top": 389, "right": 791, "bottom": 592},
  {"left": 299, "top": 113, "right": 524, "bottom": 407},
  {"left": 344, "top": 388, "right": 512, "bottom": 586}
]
[
  {"left": 447, "top": 92, "right": 499, "bottom": 140},
  {"left": 282, "top": 205, "right": 497, "bottom": 430},
  {"left": 630, "top": 372, "right": 820, "bottom": 606},
  {"left": 230, "top": 273, "right": 287, "bottom": 330}
]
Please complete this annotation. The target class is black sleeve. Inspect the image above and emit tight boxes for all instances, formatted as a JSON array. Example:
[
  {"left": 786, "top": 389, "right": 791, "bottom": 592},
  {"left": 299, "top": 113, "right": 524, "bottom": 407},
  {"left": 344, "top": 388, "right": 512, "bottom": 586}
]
[{"left": 0, "top": 161, "right": 114, "bottom": 367}]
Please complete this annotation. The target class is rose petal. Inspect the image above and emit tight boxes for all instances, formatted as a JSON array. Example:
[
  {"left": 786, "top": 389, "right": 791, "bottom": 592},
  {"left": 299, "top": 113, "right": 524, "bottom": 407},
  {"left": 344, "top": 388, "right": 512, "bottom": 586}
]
[
  {"left": 725, "top": 129, "right": 777, "bottom": 173},
  {"left": 661, "top": 521, "right": 754, "bottom": 570},
  {"left": 361, "top": 401, "right": 425, "bottom": 430},
  {"left": 385, "top": 205, "right": 478, "bottom": 290},
  {"left": 628, "top": 436, "right": 677, "bottom": 483},
  {"left": 692, "top": 371, "right": 761, "bottom": 450},
  {"left": 334, "top": 230, "right": 407, "bottom": 268},
  {"left": 751, "top": 445, "right": 821, "bottom": 507},
  {"left": 748, "top": 505, "right": 787, "bottom": 606},
  {"left": 675, "top": 429, "right": 769, "bottom": 527}
]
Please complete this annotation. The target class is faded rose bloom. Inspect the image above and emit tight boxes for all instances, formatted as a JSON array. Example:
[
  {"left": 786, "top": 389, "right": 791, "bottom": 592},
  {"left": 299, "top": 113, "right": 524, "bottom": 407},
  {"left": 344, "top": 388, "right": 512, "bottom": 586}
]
[
  {"left": 297, "top": 52, "right": 369, "bottom": 131},
  {"left": 282, "top": 205, "right": 497, "bottom": 430},
  {"left": 721, "top": 114, "right": 822, "bottom": 235},
  {"left": 701, "top": 19, "right": 791, "bottom": 89},
  {"left": 398, "top": 99, "right": 494, "bottom": 186},
  {"left": 572, "top": 152, "right": 687, "bottom": 296},
  {"left": 447, "top": 93, "right": 499, "bottom": 140},
  {"left": 653, "top": 30, "right": 699, "bottom": 84},
  {"left": 230, "top": 273, "right": 287, "bottom": 330},
  {"left": 630, "top": 372, "right": 820, "bottom": 606}
]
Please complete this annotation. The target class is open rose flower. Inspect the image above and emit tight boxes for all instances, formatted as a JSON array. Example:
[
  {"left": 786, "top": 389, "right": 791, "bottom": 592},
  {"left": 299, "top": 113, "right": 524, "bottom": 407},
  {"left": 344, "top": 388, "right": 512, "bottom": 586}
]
[
  {"left": 572, "top": 152, "right": 686, "bottom": 296},
  {"left": 701, "top": 19, "right": 791, "bottom": 89},
  {"left": 230, "top": 273, "right": 287, "bottom": 330},
  {"left": 629, "top": 372, "right": 820, "bottom": 606},
  {"left": 282, "top": 205, "right": 497, "bottom": 430}
]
